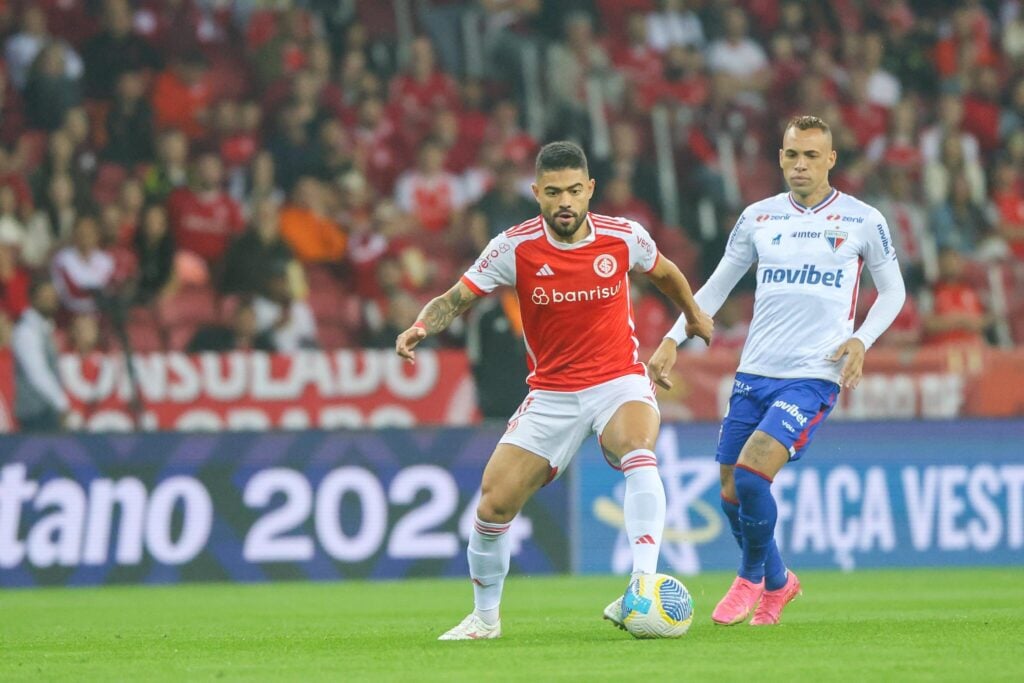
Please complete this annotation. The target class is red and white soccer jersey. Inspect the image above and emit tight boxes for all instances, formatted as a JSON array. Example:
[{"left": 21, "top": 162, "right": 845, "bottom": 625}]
[{"left": 460, "top": 213, "right": 660, "bottom": 392}]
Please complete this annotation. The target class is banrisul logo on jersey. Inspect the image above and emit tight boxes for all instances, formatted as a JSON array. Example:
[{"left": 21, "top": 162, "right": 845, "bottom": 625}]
[
  {"left": 761, "top": 263, "right": 845, "bottom": 287},
  {"left": 531, "top": 281, "right": 622, "bottom": 305}
]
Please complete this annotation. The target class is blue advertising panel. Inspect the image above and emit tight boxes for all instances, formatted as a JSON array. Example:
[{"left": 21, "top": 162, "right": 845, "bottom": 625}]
[
  {"left": 576, "top": 420, "right": 1024, "bottom": 574},
  {"left": 0, "top": 428, "right": 569, "bottom": 587}
]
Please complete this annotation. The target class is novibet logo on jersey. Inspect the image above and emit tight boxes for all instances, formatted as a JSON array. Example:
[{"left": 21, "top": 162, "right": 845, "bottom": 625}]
[{"left": 760, "top": 263, "right": 845, "bottom": 288}]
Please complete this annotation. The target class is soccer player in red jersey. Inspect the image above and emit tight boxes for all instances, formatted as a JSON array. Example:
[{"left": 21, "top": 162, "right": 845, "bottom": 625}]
[{"left": 396, "top": 141, "right": 713, "bottom": 639}]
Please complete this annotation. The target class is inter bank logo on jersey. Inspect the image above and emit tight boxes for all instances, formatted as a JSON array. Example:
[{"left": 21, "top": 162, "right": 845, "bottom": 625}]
[{"left": 825, "top": 229, "right": 847, "bottom": 252}]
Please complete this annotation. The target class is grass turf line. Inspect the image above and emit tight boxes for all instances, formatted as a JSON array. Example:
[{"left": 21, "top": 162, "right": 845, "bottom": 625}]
[{"left": 1, "top": 568, "right": 1022, "bottom": 682}]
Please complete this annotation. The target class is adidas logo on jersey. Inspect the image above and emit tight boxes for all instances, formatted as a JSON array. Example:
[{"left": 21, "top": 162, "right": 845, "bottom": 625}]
[{"left": 536, "top": 264, "right": 555, "bottom": 276}]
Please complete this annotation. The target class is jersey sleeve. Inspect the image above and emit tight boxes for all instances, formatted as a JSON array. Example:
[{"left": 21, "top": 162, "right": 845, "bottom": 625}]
[
  {"left": 722, "top": 210, "right": 757, "bottom": 268},
  {"left": 460, "top": 234, "right": 516, "bottom": 295},
  {"left": 625, "top": 220, "right": 660, "bottom": 272},
  {"left": 862, "top": 210, "right": 899, "bottom": 270}
]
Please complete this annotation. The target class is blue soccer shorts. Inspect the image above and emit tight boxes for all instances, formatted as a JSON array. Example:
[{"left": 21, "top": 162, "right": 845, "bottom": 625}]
[{"left": 715, "top": 372, "right": 840, "bottom": 464}]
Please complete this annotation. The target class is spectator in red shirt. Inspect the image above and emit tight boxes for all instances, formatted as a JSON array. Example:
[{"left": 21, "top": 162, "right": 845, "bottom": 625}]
[
  {"left": 840, "top": 70, "right": 889, "bottom": 148},
  {"left": 642, "top": 43, "right": 710, "bottom": 109},
  {"left": 991, "top": 160, "right": 1024, "bottom": 260},
  {"left": 962, "top": 66, "right": 1002, "bottom": 155},
  {"left": 351, "top": 95, "right": 402, "bottom": 195},
  {"left": 612, "top": 12, "right": 665, "bottom": 88},
  {"left": 483, "top": 99, "right": 538, "bottom": 169},
  {"left": 922, "top": 248, "right": 991, "bottom": 347},
  {"left": 0, "top": 229, "right": 30, "bottom": 320},
  {"left": 932, "top": 5, "right": 997, "bottom": 83},
  {"left": 388, "top": 36, "right": 460, "bottom": 142},
  {"left": 167, "top": 153, "right": 245, "bottom": 265},
  {"left": 394, "top": 137, "right": 467, "bottom": 234},
  {"left": 150, "top": 51, "right": 212, "bottom": 141}
]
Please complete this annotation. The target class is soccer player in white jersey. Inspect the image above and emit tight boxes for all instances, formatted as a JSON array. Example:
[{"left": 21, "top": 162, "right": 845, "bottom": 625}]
[
  {"left": 649, "top": 116, "right": 906, "bottom": 626},
  {"left": 396, "top": 141, "right": 714, "bottom": 640}
]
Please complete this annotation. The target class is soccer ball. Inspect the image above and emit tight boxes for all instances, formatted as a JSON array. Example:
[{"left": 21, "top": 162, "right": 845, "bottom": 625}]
[{"left": 620, "top": 573, "right": 694, "bottom": 639}]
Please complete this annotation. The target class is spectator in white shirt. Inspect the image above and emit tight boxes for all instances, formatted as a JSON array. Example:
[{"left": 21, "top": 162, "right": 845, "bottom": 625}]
[
  {"left": 253, "top": 264, "right": 318, "bottom": 352},
  {"left": 706, "top": 7, "right": 770, "bottom": 109},
  {"left": 4, "top": 5, "right": 84, "bottom": 91},
  {"left": 920, "top": 94, "right": 981, "bottom": 165},
  {"left": 51, "top": 214, "right": 115, "bottom": 314},
  {"left": 13, "top": 279, "right": 68, "bottom": 432},
  {"left": 863, "top": 32, "right": 901, "bottom": 109},
  {"left": 646, "top": 0, "right": 705, "bottom": 53}
]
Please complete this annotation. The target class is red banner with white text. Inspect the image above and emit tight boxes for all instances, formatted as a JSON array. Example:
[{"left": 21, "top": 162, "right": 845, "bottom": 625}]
[{"left": 0, "top": 347, "right": 1022, "bottom": 432}]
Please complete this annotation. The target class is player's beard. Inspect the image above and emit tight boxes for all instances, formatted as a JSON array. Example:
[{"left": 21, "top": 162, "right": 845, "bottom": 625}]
[{"left": 544, "top": 209, "right": 587, "bottom": 238}]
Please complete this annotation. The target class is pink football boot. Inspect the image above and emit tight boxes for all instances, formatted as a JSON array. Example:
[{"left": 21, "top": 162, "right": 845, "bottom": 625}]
[{"left": 711, "top": 576, "right": 764, "bottom": 625}]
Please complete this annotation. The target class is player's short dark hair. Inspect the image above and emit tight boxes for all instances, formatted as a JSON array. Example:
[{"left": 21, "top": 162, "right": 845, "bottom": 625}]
[
  {"left": 785, "top": 115, "right": 831, "bottom": 136},
  {"left": 535, "top": 141, "right": 589, "bottom": 176}
]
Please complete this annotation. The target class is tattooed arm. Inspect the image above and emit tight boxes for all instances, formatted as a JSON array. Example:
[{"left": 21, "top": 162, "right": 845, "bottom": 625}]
[{"left": 395, "top": 281, "right": 481, "bottom": 363}]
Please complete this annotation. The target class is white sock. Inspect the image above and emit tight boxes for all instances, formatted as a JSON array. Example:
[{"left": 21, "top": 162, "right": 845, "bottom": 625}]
[
  {"left": 468, "top": 515, "right": 511, "bottom": 625},
  {"left": 621, "top": 449, "right": 666, "bottom": 575}
]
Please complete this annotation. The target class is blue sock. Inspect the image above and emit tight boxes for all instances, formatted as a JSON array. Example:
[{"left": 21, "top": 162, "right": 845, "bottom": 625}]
[
  {"left": 724, "top": 491, "right": 788, "bottom": 589},
  {"left": 764, "top": 542, "right": 788, "bottom": 591},
  {"left": 734, "top": 466, "right": 778, "bottom": 585},
  {"left": 720, "top": 494, "right": 744, "bottom": 549}
]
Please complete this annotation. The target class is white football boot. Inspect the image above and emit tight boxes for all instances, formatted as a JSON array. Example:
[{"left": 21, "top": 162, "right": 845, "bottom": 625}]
[
  {"left": 438, "top": 613, "right": 502, "bottom": 640},
  {"left": 603, "top": 596, "right": 626, "bottom": 631}
]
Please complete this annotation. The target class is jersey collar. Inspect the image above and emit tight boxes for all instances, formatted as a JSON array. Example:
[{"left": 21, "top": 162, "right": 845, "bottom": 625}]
[{"left": 788, "top": 188, "right": 840, "bottom": 214}]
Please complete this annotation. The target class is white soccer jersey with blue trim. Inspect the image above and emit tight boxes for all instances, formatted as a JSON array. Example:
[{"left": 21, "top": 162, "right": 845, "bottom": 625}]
[{"left": 724, "top": 189, "right": 897, "bottom": 382}]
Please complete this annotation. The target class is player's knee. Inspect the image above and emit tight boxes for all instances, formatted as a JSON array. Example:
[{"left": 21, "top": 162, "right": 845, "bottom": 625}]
[
  {"left": 477, "top": 489, "right": 519, "bottom": 524},
  {"left": 606, "top": 434, "right": 657, "bottom": 459},
  {"left": 734, "top": 466, "right": 771, "bottom": 500}
]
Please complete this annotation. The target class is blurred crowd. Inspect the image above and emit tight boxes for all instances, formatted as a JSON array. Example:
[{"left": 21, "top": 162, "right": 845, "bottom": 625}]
[{"left": 1, "top": 0, "right": 1023, "bottom": 379}]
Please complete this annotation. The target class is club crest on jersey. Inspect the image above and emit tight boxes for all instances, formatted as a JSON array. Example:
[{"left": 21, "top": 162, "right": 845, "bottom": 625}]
[
  {"left": 593, "top": 254, "right": 617, "bottom": 278},
  {"left": 825, "top": 229, "right": 847, "bottom": 252}
]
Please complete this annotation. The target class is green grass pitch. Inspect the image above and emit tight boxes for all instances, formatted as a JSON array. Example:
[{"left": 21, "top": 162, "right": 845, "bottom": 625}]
[{"left": 2, "top": 568, "right": 1022, "bottom": 682}]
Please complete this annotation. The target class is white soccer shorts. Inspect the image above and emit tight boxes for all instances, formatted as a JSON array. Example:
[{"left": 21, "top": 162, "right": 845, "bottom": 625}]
[{"left": 497, "top": 372, "right": 660, "bottom": 481}]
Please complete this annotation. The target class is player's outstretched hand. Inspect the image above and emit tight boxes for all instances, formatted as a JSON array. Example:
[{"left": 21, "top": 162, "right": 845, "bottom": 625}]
[
  {"left": 395, "top": 324, "right": 427, "bottom": 363},
  {"left": 648, "top": 338, "right": 679, "bottom": 390},
  {"left": 828, "top": 337, "right": 866, "bottom": 389},
  {"left": 685, "top": 310, "right": 714, "bottom": 346}
]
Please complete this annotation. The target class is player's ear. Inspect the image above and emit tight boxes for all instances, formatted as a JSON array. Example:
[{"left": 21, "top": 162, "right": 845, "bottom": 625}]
[
  {"left": 530, "top": 182, "right": 540, "bottom": 201},
  {"left": 588, "top": 177, "right": 596, "bottom": 197},
  {"left": 828, "top": 150, "right": 837, "bottom": 169}
]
